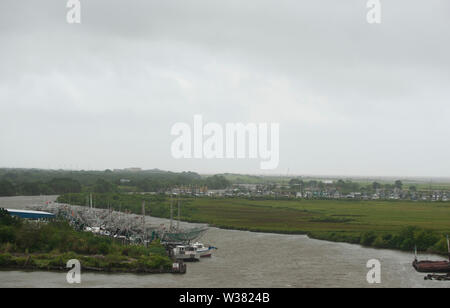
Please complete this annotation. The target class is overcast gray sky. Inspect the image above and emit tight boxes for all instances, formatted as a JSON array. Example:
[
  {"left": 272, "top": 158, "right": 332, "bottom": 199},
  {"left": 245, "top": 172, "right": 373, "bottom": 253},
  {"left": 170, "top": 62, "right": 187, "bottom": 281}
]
[{"left": 0, "top": 0, "right": 449, "bottom": 177}]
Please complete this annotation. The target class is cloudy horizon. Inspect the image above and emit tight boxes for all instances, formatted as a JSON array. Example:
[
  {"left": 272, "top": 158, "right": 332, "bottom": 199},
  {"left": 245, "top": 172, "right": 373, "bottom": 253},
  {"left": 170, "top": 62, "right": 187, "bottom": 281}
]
[{"left": 1, "top": 1, "right": 450, "bottom": 177}]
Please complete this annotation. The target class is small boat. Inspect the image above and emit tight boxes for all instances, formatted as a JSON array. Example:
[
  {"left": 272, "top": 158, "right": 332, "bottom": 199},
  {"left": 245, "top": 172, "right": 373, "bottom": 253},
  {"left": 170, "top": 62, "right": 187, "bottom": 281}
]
[
  {"left": 172, "top": 245, "right": 200, "bottom": 262},
  {"left": 413, "top": 260, "right": 450, "bottom": 273},
  {"left": 192, "top": 242, "right": 217, "bottom": 258},
  {"left": 412, "top": 235, "right": 450, "bottom": 273}
]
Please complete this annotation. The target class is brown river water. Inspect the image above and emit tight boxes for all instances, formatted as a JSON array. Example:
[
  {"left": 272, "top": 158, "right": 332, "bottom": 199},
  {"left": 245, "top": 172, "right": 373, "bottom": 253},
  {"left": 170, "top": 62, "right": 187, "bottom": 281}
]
[{"left": 0, "top": 196, "right": 448, "bottom": 288}]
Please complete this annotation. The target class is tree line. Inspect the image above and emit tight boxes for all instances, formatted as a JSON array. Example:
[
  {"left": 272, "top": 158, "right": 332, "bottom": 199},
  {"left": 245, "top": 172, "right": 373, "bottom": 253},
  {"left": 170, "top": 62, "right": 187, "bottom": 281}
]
[{"left": 0, "top": 168, "right": 231, "bottom": 196}]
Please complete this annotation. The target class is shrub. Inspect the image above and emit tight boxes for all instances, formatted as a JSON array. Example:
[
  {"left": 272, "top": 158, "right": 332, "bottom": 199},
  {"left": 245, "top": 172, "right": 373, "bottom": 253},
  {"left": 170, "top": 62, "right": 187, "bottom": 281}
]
[
  {"left": 0, "top": 226, "right": 15, "bottom": 243},
  {"left": 360, "top": 231, "right": 377, "bottom": 246},
  {"left": 431, "top": 237, "right": 450, "bottom": 254},
  {"left": 0, "top": 253, "right": 12, "bottom": 266}
]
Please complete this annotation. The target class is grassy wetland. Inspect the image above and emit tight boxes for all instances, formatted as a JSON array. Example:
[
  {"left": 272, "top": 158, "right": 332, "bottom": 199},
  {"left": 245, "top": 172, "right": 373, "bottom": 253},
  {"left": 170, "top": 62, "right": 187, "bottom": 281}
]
[{"left": 58, "top": 194, "right": 450, "bottom": 255}]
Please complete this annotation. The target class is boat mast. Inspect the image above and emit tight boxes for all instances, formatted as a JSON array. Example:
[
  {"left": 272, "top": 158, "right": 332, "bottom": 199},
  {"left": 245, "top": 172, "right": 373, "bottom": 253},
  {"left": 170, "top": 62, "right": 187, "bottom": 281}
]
[
  {"left": 142, "top": 200, "right": 146, "bottom": 246},
  {"left": 169, "top": 195, "right": 173, "bottom": 231},
  {"left": 447, "top": 234, "right": 450, "bottom": 261},
  {"left": 177, "top": 196, "right": 180, "bottom": 232}
]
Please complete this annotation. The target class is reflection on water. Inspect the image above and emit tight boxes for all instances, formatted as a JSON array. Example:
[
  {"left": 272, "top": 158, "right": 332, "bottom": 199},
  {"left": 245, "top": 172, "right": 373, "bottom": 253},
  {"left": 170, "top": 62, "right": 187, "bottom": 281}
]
[{"left": 0, "top": 196, "right": 448, "bottom": 288}]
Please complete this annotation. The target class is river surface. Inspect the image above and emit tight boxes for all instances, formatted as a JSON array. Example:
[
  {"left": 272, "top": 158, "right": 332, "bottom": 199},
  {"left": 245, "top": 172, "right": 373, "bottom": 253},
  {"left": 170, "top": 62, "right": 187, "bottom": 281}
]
[{"left": 0, "top": 196, "right": 448, "bottom": 288}]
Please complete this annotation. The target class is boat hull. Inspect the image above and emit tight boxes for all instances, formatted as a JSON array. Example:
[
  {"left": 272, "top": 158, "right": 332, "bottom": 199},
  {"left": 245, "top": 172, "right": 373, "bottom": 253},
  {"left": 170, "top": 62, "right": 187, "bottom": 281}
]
[
  {"left": 174, "top": 255, "right": 200, "bottom": 262},
  {"left": 413, "top": 260, "right": 450, "bottom": 273}
]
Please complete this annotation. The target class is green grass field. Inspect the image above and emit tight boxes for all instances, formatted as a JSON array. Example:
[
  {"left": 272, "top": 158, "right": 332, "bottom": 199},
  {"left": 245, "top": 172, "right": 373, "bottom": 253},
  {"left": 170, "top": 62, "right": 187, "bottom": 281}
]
[
  {"left": 178, "top": 198, "right": 450, "bottom": 253},
  {"left": 58, "top": 193, "right": 450, "bottom": 254},
  {"left": 182, "top": 199, "right": 450, "bottom": 234}
]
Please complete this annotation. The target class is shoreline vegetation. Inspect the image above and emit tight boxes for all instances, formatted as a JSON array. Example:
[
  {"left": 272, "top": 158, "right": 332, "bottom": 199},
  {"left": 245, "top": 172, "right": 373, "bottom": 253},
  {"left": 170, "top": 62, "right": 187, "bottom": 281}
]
[
  {"left": 0, "top": 209, "right": 176, "bottom": 274},
  {"left": 57, "top": 194, "right": 450, "bottom": 256}
]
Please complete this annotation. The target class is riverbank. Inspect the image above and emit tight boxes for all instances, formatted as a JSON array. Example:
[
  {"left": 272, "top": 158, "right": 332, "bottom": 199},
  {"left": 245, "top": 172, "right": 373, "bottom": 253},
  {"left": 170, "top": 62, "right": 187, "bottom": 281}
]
[
  {"left": 0, "top": 252, "right": 181, "bottom": 274},
  {"left": 0, "top": 208, "right": 175, "bottom": 274}
]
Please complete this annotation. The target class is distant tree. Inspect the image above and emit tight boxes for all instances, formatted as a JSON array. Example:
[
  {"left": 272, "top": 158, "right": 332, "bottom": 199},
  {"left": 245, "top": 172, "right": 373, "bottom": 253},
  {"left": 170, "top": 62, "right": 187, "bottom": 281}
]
[
  {"left": 18, "top": 182, "right": 42, "bottom": 195},
  {"left": 3, "top": 172, "right": 18, "bottom": 181},
  {"left": 309, "top": 180, "right": 318, "bottom": 188},
  {"left": 205, "top": 175, "right": 230, "bottom": 189},
  {"left": 0, "top": 180, "right": 15, "bottom": 196},
  {"left": 409, "top": 185, "right": 417, "bottom": 192},
  {"left": 48, "top": 178, "right": 82, "bottom": 194},
  {"left": 93, "top": 179, "right": 117, "bottom": 193},
  {"left": 372, "top": 182, "right": 381, "bottom": 190},
  {"left": 395, "top": 180, "right": 403, "bottom": 190},
  {"left": 336, "top": 180, "right": 360, "bottom": 194},
  {"left": 289, "top": 178, "right": 304, "bottom": 191},
  {"left": 318, "top": 181, "right": 325, "bottom": 189}
]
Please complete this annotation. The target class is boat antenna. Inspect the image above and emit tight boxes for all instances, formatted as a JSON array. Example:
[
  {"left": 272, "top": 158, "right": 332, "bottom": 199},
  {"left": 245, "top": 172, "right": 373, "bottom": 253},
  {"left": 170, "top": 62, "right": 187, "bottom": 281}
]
[
  {"left": 447, "top": 234, "right": 450, "bottom": 261},
  {"left": 414, "top": 245, "right": 417, "bottom": 261}
]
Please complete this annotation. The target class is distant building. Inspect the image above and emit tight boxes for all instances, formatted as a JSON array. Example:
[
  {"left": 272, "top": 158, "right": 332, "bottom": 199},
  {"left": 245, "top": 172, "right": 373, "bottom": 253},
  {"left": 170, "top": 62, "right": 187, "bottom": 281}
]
[
  {"left": 124, "top": 167, "right": 142, "bottom": 172},
  {"left": 6, "top": 209, "right": 55, "bottom": 220}
]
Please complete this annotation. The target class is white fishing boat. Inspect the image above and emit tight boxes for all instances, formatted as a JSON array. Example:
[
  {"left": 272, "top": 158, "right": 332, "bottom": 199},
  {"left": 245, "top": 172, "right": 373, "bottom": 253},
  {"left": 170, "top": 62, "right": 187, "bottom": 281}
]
[
  {"left": 172, "top": 245, "right": 201, "bottom": 262},
  {"left": 192, "top": 242, "right": 217, "bottom": 258}
]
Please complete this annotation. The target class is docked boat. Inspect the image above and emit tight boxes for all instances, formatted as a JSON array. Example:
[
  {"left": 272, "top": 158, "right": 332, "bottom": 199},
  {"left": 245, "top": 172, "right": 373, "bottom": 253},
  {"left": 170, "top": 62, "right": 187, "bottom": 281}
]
[
  {"left": 413, "top": 235, "right": 450, "bottom": 273},
  {"left": 172, "top": 245, "right": 200, "bottom": 262},
  {"left": 192, "top": 242, "right": 217, "bottom": 258},
  {"left": 413, "top": 260, "right": 450, "bottom": 273}
]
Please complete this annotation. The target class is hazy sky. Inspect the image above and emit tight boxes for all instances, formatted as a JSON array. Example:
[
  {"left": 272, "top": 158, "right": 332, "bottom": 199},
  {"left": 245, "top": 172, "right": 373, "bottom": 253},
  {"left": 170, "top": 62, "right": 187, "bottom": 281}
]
[{"left": 1, "top": 0, "right": 449, "bottom": 177}]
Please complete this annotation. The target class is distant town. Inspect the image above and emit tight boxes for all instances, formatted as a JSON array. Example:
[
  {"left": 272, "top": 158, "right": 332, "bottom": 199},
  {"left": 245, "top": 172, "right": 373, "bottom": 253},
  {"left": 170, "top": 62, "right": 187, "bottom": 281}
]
[{"left": 170, "top": 179, "right": 449, "bottom": 202}]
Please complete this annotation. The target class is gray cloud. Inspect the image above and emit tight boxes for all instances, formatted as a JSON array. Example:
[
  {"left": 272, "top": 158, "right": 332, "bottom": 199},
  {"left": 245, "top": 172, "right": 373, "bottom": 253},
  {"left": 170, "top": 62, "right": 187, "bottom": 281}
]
[{"left": 0, "top": 0, "right": 449, "bottom": 176}]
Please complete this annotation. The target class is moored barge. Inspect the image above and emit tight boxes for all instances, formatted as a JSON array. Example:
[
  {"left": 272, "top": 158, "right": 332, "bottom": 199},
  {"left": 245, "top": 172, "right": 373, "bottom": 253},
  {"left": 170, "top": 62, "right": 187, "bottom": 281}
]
[{"left": 413, "top": 235, "right": 450, "bottom": 273}]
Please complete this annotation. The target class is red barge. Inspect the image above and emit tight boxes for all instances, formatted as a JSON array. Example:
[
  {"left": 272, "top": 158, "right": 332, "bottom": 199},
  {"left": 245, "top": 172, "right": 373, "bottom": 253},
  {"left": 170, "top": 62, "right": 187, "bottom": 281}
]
[{"left": 412, "top": 235, "right": 450, "bottom": 273}]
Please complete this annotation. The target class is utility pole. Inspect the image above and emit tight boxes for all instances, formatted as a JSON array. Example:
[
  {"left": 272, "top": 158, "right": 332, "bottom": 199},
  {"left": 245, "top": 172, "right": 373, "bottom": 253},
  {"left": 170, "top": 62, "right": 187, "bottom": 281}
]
[
  {"left": 177, "top": 196, "right": 180, "bottom": 231},
  {"left": 142, "top": 200, "right": 146, "bottom": 246},
  {"left": 169, "top": 195, "right": 173, "bottom": 231}
]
